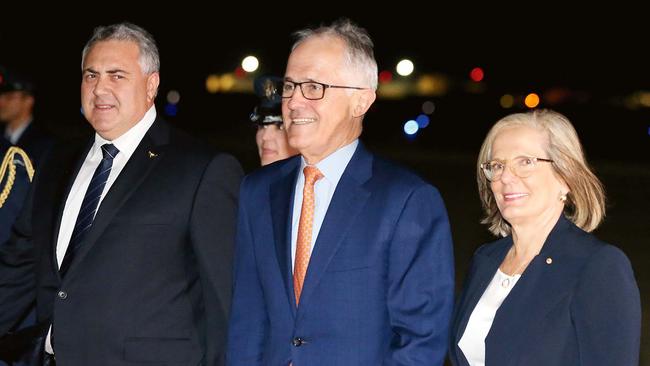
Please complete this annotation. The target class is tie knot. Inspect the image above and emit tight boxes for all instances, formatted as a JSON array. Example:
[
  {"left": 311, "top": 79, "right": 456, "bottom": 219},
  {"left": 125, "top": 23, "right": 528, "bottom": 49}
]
[
  {"left": 101, "top": 144, "right": 119, "bottom": 160},
  {"left": 303, "top": 166, "right": 323, "bottom": 185}
]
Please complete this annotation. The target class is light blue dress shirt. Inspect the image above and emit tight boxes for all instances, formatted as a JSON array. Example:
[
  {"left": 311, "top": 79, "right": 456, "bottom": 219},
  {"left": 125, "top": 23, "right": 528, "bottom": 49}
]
[{"left": 290, "top": 140, "right": 358, "bottom": 271}]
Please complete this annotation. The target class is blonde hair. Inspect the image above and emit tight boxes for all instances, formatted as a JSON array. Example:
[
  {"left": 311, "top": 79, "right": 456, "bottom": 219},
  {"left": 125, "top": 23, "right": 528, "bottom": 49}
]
[{"left": 477, "top": 109, "right": 605, "bottom": 237}]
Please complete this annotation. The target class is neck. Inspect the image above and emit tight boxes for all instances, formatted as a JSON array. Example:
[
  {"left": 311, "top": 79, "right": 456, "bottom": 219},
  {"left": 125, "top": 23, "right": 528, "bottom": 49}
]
[
  {"left": 6, "top": 115, "right": 31, "bottom": 133},
  {"left": 510, "top": 211, "right": 562, "bottom": 258}
]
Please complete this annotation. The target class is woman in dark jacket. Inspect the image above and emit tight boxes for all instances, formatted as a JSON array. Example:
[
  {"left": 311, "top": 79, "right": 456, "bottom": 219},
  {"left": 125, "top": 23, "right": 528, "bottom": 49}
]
[{"left": 449, "top": 109, "right": 640, "bottom": 366}]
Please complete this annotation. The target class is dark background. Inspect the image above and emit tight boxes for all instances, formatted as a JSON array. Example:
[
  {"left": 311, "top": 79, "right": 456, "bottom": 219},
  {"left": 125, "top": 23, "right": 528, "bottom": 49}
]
[{"left": 2, "top": 6, "right": 648, "bottom": 363}]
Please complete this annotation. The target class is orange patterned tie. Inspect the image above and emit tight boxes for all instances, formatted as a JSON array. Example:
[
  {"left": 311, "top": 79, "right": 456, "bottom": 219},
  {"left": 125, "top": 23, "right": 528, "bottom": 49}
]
[{"left": 294, "top": 166, "right": 323, "bottom": 305}]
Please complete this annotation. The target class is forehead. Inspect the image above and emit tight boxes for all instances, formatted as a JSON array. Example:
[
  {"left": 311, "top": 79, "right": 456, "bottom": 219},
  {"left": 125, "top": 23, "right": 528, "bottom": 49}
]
[
  {"left": 84, "top": 40, "right": 141, "bottom": 69},
  {"left": 491, "top": 125, "right": 548, "bottom": 158},
  {"left": 285, "top": 36, "right": 349, "bottom": 81}
]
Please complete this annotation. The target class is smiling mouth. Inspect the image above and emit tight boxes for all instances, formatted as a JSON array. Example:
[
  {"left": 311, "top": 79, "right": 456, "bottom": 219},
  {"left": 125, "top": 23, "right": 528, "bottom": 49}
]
[
  {"left": 503, "top": 193, "right": 528, "bottom": 201},
  {"left": 94, "top": 104, "right": 115, "bottom": 111},
  {"left": 291, "top": 118, "right": 316, "bottom": 125}
]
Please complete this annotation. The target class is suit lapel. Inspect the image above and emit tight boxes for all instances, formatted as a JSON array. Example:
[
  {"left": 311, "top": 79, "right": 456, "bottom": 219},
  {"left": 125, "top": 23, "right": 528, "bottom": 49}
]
[
  {"left": 270, "top": 158, "right": 300, "bottom": 312},
  {"left": 296, "top": 144, "right": 372, "bottom": 316},
  {"left": 486, "top": 216, "right": 575, "bottom": 365},
  {"left": 63, "top": 120, "right": 169, "bottom": 280},
  {"left": 453, "top": 239, "right": 509, "bottom": 346},
  {"left": 51, "top": 139, "right": 93, "bottom": 275}
]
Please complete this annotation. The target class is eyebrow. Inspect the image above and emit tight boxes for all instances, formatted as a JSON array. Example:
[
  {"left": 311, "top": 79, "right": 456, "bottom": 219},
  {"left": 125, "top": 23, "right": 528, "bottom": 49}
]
[
  {"left": 82, "top": 67, "right": 130, "bottom": 74},
  {"left": 284, "top": 77, "right": 318, "bottom": 82}
]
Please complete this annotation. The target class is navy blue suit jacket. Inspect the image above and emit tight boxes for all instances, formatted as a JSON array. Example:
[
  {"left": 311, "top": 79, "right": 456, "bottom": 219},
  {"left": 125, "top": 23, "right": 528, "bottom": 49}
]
[
  {"left": 228, "top": 142, "right": 455, "bottom": 365},
  {"left": 449, "top": 215, "right": 641, "bottom": 366}
]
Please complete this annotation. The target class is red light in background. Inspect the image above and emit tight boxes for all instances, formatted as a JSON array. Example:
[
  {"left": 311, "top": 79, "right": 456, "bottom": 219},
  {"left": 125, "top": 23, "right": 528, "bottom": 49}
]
[
  {"left": 234, "top": 67, "right": 246, "bottom": 78},
  {"left": 379, "top": 70, "right": 393, "bottom": 83},
  {"left": 470, "top": 67, "right": 484, "bottom": 82}
]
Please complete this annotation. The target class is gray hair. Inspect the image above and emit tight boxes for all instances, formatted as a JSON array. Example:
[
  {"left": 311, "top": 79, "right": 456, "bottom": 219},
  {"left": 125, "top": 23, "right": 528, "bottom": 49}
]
[
  {"left": 292, "top": 18, "right": 378, "bottom": 90},
  {"left": 82, "top": 22, "right": 160, "bottom": 74},
  {"left": 477, "top": 109, "right": 606, "bottom": 237}
]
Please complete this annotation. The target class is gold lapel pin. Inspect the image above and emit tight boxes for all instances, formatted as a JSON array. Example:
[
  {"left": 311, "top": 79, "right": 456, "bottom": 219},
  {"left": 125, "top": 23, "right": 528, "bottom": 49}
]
[{"left": 147, "top": 151, "right": 158, "bottom": 159}]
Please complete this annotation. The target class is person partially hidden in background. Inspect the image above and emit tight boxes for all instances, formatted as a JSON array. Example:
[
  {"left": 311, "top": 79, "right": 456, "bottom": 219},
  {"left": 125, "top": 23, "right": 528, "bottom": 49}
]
[
  {"left": 0, "top": 67, "right": 54, "bottom": 165},
  {"left": 0, "top": 140, "right": 37, "bottom": 366},
  {"left": 449, "top": 109, "right": 641, "bottom": 366},
  {"left": 250, "top": 75, "right": 297, "bottom": 166}
]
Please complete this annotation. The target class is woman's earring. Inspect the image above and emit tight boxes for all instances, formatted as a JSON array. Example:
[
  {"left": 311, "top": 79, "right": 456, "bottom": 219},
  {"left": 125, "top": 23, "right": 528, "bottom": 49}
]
[{"left": 559, "top": 192, "right": 567, "bottom": 202}]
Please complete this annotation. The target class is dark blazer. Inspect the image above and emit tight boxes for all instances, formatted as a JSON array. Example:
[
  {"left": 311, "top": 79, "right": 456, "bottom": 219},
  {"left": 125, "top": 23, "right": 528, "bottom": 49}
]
[
  {"left": 0, "top": 119, "right": 243, "bottom": 366},
  {"left": 227, "top": 142, "right": 455, "bottom": 365},
  {"left": 449, "top": 215, "right": 641, "bottom": 366}
]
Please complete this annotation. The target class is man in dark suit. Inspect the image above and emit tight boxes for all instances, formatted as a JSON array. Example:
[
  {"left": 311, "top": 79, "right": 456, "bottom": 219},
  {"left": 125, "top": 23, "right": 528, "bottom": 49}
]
[
  {"left": 0, "top": 68, "right": 54, "bottom": 165},
  {"left": 227, "top": 19, "right": 455, "bottom": 365},
  {"left": 0, "top": 22, "right": 242, "bottom": 366}
]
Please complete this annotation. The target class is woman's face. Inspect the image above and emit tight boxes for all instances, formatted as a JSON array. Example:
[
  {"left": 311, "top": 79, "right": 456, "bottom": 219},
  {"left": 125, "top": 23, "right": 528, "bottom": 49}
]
[
  {"left": 256, "top": 123, "right": 298, "bottom": 166},
  {"left": 488, "top": 126, "right": 568, "bottom": 228}
]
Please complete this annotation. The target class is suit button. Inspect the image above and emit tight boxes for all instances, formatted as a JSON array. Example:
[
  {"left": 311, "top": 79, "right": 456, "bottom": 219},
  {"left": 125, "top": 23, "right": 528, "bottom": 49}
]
[
  {"left": 57, "top": 291, "right": 67, "bottom": 299},
  {"left": 292, "top": 337, "right": 304, "bottom": 347}
]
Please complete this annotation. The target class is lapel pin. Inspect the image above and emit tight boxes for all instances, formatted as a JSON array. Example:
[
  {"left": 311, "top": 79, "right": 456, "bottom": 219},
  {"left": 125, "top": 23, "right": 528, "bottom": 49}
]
[
  {"left": 546, "top": 257, "right": 553, "bottom": 265},
  {"left": 147, "top": 150, "right": 158, "bottom": 159}
]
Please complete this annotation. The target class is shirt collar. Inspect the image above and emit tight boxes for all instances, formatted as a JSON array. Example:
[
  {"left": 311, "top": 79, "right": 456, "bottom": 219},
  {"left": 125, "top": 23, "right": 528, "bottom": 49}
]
[
  {"left": 300, "top": 139, "right": 358, "bottom": 186},
  {"left": 92, "top": 106, "right": 157, "bottom": 160}
]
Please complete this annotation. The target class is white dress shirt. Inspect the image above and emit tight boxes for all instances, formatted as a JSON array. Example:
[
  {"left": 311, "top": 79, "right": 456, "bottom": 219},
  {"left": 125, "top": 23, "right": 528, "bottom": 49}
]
[
  {"left": 458, "top": 269, "right": 522, "bottom": 366},
  {"left": 46, "top": 106, "right": 156, "bottom": 354},
  {"left": 290, "top": 140, "right": 358, "bottom": 270}
]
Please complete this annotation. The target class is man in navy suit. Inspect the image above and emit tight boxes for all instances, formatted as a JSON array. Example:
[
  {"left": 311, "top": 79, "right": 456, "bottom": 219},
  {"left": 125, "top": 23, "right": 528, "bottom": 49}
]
[
  {"left": 227, "top": 18, "right": 455, "bottom": 365},
  {"left": 0, "top": 23, "right": 241, "bottom": 365}
]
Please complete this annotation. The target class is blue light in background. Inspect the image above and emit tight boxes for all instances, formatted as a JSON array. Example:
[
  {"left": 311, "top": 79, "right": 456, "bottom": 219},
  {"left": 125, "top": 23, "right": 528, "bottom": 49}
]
[
  {"left": 404, "top": 120, "right": 419, "bottom": 135},
  {"left": 164, "top": 103, "right": 178, "bottom": 117},
  {"left": 415, "top": 114, "right": 430, "bottom": 128}
]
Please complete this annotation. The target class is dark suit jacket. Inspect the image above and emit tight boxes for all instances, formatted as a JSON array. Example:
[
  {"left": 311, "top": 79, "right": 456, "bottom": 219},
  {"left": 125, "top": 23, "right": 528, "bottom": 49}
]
[
  {"left": 227, "top": 142, "right": 455, "bottom": 365},
  {"left": 0, "top": 119, "right": 243, "bottom": 366},
  {"left": 449, "top": 215, "right": 641, "bottom": 366}
]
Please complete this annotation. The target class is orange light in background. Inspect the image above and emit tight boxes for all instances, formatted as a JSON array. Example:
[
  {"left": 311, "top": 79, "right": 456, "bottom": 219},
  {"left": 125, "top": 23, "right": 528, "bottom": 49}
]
[
  {"left": 469, "top": 67, "right": 484, "bottom": 82},
  {"left": 500, "top": 94, "right": 514, "bottom": 108},
  {"left": 524, "top": 93, "right": 540, "bottom": 108},
  {"left": 206, "top": 74, "right": 220, "bottom": 93},
  {"left": 379, "top": 70, "right": 393, "bottom": 83}
]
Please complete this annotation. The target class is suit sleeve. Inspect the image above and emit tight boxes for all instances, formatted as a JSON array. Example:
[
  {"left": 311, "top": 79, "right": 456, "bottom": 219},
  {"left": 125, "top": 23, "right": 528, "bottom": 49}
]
[
  {"left": 385, "top": 184, "right": 455, "bottom": 366},
  {"left": 189, "top": 153, "right": 243, "bottom": 366},
  {"left": 571, "top": 244, "right": 641, "bottom": 366},
  {"left": 0, "top": 174, "right": 37, "bottom": 335},
  {"left": 226, "top": 176, "right": 269, "bottom": 366}
]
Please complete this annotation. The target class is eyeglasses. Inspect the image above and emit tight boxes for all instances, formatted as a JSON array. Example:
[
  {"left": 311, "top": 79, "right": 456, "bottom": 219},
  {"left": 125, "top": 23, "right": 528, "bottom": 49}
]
[
  {"left": 480, "top": 156, "right": 554, "bottom": 181},
  {"left": 281, "top": 80, "right": 367, "bottom": 100}
]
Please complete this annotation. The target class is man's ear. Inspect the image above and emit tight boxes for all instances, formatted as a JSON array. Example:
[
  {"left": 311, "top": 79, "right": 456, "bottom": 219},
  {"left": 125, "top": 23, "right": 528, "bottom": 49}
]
[
  {"left": 352, "top": 89, "right": 376, "bottom": 118},
  {"left": 146, "top": 72, "right": 160, "bottom": 102}
]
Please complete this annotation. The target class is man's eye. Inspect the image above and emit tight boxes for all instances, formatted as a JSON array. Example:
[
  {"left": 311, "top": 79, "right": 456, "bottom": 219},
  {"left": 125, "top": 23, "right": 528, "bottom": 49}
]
[{"left": 306, "top": 83, "right": 322, "bottom": 91}]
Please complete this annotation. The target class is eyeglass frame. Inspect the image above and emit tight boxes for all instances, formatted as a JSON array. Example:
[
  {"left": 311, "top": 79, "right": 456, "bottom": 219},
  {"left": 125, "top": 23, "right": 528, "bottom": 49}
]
[
  {"left": 281, "top": 80, "right": 368, "bottom": 100},
  {"left": 480, "top": 156, "right": 554, "bottom": 181}
]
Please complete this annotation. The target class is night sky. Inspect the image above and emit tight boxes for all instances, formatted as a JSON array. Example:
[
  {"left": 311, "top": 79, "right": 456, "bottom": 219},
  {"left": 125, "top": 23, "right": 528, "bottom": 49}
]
[{"left": 1, "top": 6, "right": 649, "bottom": 163}]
